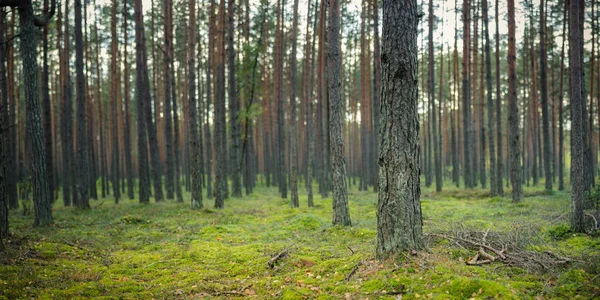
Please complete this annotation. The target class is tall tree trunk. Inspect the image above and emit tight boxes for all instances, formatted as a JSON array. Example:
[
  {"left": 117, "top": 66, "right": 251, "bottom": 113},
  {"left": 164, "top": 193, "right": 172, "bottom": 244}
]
[
  {"left": 110, "top": 0, "right": 120, "bottom": 204},
  {"left": 328, "top": 0, "right": 350, "bottom": 226},
  {"left": 214, "top": 0, "right": 228, "bottom": 208},
  {"left": 289, "top": 0, "right": 300, "bottom": 207},
  {"left": 134, "top": 0, "right": 151, "bottom": 203},
  {"left": 507, "top": 0, "right": 522, "bottom": 203},
  {"left": 428, "top": 0, "right": 441, "bottom": 192},
  {"left": 539, "top": 0, "right": 552, "bottom": 191},
  {"left": 494, "top": 0, "right": 503, "bottom": 195},
  {"left": 0, "top": 7, "right": 9, "bottom": 242},
  {"left": 228, "top": 0, "right": 241, "bottom": 198},
  {"left": 122, "top": 0, "right": 134, "bottom": 200},
  {"left": 377, "top": 0, "right": 423, "bottom": 257},
  {"left": 483, "top": 0, "right": 496, "bottom": 196},
  {"left": 42, "top": 0, "right": 53, "bottom": 198},
  {"left": 60, "top": 0, "right": 73, "bottom": 207},
  {"left": 163, "top": 0, "right": 174, "bottom": 200},
  {"left": 276, "top": 0, "right": 287, "bottom": 199},
  {"left": 75, "top": 0, "right": 89, "bottom": 209},
  {"left": 188, "top": 0, "right": 202, "bottom": 209},
  {"left": 569, "top": 0, "right": 585, "bottom": 232},
  {"left": 372, "top": 0, "right": 381, "bottom": 191},
  {"left": 462, "top": 0, "right": 472, "bottom": 188},
  {"left": 10, "top": 0, "right": 56, "bottom": 224}
]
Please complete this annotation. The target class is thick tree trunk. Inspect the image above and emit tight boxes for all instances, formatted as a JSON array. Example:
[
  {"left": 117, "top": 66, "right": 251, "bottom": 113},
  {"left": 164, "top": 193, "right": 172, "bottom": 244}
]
[
  {"left": 328, "top": 0, "right": 350, "bottom": 226},
  {"left": 507, "top": 0, "right": 522, "bottom": 203},
  {"left": 569, "top": 0, "right": 585, "bottom": 232},
  {"left": 17, "top": 0, "right": 54, "bottom": 223},
  {"left": 377, "top": 0, "right": 423, "bottom": 257}
]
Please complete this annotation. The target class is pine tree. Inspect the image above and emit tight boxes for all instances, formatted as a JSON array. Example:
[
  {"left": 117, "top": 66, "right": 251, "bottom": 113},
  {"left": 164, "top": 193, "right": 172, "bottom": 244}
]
[{"left": 377, "top": 0, "right": 423, "bottom": 257}]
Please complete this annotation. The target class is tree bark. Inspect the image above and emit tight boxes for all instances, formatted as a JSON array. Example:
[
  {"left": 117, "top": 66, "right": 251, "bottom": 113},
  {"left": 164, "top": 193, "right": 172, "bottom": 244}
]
[
  {"left": 163, "top": 0, "right": 174, "bottom": 200},
  {"left": 494, "top": 0, "right": 503, "bottom": 195},
  {"left": 134, "top": 0, "right": 150, "bottom": 203},
  {"left": 483, "top": 0, "right": 497, "bottom": 196},
  {"left": 228, "top": 0, "right": 241, "bottom": 198},
  {"left": 289, "top": 0, "right": 300, "bottom": 207},
  {"left": 539, "top": 0, "right": 552, "bottom": 191},
  {"left": 377, "top": 0, "right": 423, "bottom": 257},
  {"left": 328, "top": 0, "right": 350, "bottom": 226},
  {"left": 462, "top": 0, "right": 472, "bottom": 188},
  {"left": 214, "top": 0, "right": 228, "bottom": 208},
  {"left": 569, "top": 0, "right": 585, "bottom": 232},
  {"left": 507, "top": 0, "right": 522, "bottom": 203},
  {"left": 13, "top": 0, "right": 56, "bottom": 223},
  {"left": 188, "top": 0, "right": 202, "bottom": 209}
]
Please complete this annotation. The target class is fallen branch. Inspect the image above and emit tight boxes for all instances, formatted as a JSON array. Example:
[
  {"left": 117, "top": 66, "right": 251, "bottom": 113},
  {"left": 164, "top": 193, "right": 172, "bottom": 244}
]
[
  {"left": 478, "top": 247, "right": 496, "bottom": 262},
  {"left": 432, "top": 234, "right": 507, "bottom": 260},
  {"left": 267, "top": 249, "right": 289, "bottom": 269},
  {"left": 347, "top": 246, "right": 355, "bottom": 256}
]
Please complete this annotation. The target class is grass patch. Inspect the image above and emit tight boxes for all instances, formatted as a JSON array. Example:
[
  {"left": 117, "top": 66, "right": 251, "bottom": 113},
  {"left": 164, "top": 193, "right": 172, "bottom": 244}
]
[{"left": 1, "top": 181, "right": 598, "bottom": 298}]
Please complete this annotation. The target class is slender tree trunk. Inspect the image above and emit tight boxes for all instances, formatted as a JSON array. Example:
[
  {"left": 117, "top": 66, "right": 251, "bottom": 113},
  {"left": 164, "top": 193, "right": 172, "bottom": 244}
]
[
  {"left": 507, "top": 0, "right": 522, "bottom": 202},
  {"left": 122, "top": 0, "right": 134, "bottom": 200},
  {"left": 228, "top": 0, "right": 241, "bottom": 198},
  {"left": 0, "top": 7, "right": 9, "bottom": 241},
  {"left": 328, "top": 0, "right": 350, "bottom": 226},
  {"left": 539, "top": 0, "right": 552, "bottom": 191},
  {"left": 74, "top": 0, "right": 89, "bottom": 209},
  {"left": 462, "top": 0, "right": 472, "bottom": 188},
  {"left": 110, "top": 0, "right": 120, "bottom": 204},
  {"left": 289, "top": 0, "right": 300, "bottom": 207},
  {"left": 569, "top": 0, "right": 585, "bottom": 232},
  {"left": 428, "top": 0, "right": 441, "bottom": 192},
  {"left": 188, "top": 0, "right": 202, "bottom": 209},
  {"left": 42, "top": 0, "right": 53, "bottom": 198},
  {"left": 134, "top": 0, "right": 150, "bottom": 203},
  {"left": 377, "top": 0, "right": 423, "bottom": 257},
  {"left": 214, "top": 0, "right": 228, "bottom": 208},
  {"left": 482, "top": 0, "right": 496, "bottom": 196},
  {"left": 163, "top": 0, "right": 174, "bottom": 200},
  {"left": 494, "top": 0, "right": 503, "bottom": 195}
]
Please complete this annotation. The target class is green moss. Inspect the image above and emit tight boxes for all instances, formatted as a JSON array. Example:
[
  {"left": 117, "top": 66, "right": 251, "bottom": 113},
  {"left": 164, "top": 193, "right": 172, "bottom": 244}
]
[{"left": 1, "top": 182, "right": 596, "bottom": 298}]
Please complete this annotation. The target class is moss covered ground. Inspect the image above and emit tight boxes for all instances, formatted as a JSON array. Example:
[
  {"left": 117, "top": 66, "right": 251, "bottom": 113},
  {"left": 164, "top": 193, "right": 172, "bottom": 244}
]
[{"left": 1, "top": 180, "right": 599, "bottom": 299}]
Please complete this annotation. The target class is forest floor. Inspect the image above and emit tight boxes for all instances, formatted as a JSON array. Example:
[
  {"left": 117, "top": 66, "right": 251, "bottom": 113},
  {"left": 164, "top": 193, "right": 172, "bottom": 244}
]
[{"left": 1, "top": 180, "right": 599, "bottom": 299}]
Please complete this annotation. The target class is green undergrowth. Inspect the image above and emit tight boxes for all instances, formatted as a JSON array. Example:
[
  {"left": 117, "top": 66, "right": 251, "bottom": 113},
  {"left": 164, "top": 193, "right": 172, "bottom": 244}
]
[{"left": 1, "top": 181, "right": 599, "bottom": 299}]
